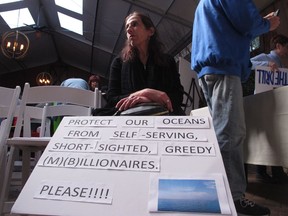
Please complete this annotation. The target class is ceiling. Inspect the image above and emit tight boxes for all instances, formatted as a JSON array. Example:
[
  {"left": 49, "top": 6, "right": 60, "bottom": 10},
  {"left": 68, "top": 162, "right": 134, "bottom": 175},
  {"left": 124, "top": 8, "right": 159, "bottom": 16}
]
[{"left": 0, "top": 0, "right": 275, "bottom": 79}]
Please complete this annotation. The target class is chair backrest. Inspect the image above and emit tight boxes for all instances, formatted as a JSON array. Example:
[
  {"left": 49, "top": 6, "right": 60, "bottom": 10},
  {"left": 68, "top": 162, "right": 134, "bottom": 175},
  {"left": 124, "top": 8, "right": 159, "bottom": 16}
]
[
  {"left": 14, "top": 83, "right": 99, "bottom": 138},
  {"left": 39, "top": 104, "right": 92, "bottom": 137},
  {"left": 0, "top": 86, "right": 21, "bottom": 151}
]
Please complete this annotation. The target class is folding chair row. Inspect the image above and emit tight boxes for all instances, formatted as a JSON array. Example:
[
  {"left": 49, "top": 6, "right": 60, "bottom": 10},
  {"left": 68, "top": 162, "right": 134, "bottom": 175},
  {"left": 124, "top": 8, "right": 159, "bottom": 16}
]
[
  {"left": 0, "top": 86, "right": 21, "bottom": 216},
  {"left": 0, "top": 82, "right": 101, "bottom": 216}
]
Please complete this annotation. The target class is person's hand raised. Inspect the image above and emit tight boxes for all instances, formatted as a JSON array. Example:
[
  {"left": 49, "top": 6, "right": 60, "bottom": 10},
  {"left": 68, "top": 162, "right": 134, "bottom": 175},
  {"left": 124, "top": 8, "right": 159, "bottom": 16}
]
[{"left": 264, "top": 12, "right": 280, "bottom": 31}]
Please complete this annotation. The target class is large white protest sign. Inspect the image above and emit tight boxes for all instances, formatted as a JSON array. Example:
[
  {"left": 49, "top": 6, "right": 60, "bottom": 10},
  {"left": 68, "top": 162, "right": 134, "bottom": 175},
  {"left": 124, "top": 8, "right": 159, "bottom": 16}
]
[
  {"left": 12, "top": 116, "right": 236, "bottom": 216},
  {"left": 255, "top": 66, "right": 288, "bottom": 94}
]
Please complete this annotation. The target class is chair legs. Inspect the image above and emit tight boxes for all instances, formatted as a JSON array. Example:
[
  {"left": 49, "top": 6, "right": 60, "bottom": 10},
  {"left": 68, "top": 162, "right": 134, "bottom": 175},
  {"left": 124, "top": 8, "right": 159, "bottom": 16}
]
[
  {"left": 0, "top": 145, "right": 44, "bottom": 216},
  {"left": 0, "top": 151, "right": 6, "bottom": 201},
  {"left": 0, "top": 146, "right": 17, "bottom": 216}
]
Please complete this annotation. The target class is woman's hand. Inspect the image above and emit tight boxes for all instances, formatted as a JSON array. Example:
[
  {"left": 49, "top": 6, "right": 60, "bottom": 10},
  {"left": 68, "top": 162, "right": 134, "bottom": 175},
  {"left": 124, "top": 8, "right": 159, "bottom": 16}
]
[
  {"left": 116, "top": 95, "right": 151, "bottom": 111},
  {"left": 116, "top": 88, "right": 173, "bottom": 112}
]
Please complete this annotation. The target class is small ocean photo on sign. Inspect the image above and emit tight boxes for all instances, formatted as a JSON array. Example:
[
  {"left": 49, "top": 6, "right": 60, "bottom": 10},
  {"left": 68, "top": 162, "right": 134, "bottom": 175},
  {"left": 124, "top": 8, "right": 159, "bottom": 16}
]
[{"left": 157, "top": 179, "right": 221, "bottom": 213}]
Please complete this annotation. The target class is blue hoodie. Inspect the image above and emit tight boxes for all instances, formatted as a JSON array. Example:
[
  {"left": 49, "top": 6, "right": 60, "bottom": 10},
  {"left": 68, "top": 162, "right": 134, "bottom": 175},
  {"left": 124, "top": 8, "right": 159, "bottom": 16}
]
[{"left": 191, "top": 0, "right": 270, "bottom": 82}]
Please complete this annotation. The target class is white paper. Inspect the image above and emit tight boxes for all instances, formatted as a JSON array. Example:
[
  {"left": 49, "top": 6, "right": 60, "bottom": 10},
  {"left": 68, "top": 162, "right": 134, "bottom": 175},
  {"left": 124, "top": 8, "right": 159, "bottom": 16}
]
[
  {"left": 38, "top": 152, "right": 161, "bottom": 172},
  {"left": 47, "top": 139, "right": 158, "bottom": 155},
  {"left": 155, "top": 116, "right": 210, "bottom": 129},
  {"left": 255, "top": 66, "right": 288, "bottom": 94},
  {"left": 34, "top": 180, "right": 113, "bottom": 204},
  {"left": 160, "top": 142, "right": 216, "bottom": 156}
]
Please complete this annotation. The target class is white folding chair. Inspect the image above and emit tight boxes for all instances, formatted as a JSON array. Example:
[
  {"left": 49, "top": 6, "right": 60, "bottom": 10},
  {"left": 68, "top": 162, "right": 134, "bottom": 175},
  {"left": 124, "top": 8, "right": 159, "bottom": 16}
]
[
  {"left": 0, "top": 86, "right": 21, "bottom": 216},
  {"left": 0, "top": 82, "right": 98, "bottom": 215},
  {"left": 0, "top": 86, "right": 21, "bottom": 184}
]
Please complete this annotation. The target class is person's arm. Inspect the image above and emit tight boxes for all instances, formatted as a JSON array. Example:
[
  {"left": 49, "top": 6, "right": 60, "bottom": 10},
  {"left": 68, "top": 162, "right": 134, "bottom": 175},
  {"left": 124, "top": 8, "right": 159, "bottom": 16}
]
[
  {"left": 250, "top": 53, "right": 278, "bottom": 71},
  {"left": 250, "top": 54, "right": 269, "bottom": 70},
  {"left": 163, "top": 55, "right": 184, "bottom": 110},
  {"left": 107, "top": 57, "right": 129, "bottom": 107},
  {"left": 131, "top": 55, "right": 184, "bottom": 112},
  {"left": 219, "top": 0, "right": 278, "bottom": 38},
  {"left": 115, "top": 55, "right": 184, "bottom": 114}
]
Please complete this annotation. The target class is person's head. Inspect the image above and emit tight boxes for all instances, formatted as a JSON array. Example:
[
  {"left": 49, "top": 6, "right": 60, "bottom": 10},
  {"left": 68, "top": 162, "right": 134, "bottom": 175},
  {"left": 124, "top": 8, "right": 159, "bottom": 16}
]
[
  {"left": 60, "top": 78, "right": 89, "bottom": 90},
  {"left": 270, "top": 34, "right": 288, "bottom": 57},
  {"left": 88, "top": 75, "right": 100, "bottom": 91},
  {"left": 121, "top": 11, "right": 164, "bottom": 62}
]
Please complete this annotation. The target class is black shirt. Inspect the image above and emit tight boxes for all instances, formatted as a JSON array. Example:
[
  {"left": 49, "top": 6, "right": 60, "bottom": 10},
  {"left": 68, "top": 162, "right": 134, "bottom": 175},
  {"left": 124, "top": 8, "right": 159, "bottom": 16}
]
[{"left": 107, "top": 54, "right": 184, "bottom": 115}]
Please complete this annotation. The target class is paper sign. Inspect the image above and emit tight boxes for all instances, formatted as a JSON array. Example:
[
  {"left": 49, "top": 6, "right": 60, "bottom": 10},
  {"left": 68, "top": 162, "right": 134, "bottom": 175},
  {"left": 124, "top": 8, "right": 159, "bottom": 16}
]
[
  {"left": 12, "top": 116, "right": 236, "bottom": 216},
  {"left": 255, "top": 66, "right": 288, "bottom": 94}
]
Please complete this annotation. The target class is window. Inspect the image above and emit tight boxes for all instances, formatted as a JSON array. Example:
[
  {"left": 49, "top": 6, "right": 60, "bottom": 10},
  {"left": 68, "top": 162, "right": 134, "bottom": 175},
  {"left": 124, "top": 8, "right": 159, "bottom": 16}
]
[
  {"left": 250, "top": 37, "right": 260, "bottom": 52},
  {"left": 55, "top": 0, "right": 83, "bottom": 14},
  {"left": 57, "top": 12, "right": 83, "bottom": 35},
  {"left": 55, "top": 0, "right": 83, "bottom": 35},
  {"left": 0, "top": 8, "right": 35, "bottom": 28},
  {"left": 0, "top": 0, "right": 22, "bottom": 4}
]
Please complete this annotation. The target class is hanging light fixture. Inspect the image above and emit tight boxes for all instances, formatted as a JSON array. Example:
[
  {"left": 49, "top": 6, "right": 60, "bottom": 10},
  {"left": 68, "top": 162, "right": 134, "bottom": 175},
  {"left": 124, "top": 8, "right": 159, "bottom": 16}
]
[
  {"left": 1, "top": 8, "right": 32, "bottom": 59},
  {"left": 36, "top": 72, "right": 53, "bottom": 86},
  {"left": 1, "top": 30, "right": 30, "bottom": 59}
]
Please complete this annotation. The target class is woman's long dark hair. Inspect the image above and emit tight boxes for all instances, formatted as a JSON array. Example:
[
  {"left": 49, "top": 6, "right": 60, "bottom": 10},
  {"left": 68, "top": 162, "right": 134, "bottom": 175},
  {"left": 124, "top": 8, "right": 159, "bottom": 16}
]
[{"left": 121, "top": 11, "right": 165, "bottom": 65}]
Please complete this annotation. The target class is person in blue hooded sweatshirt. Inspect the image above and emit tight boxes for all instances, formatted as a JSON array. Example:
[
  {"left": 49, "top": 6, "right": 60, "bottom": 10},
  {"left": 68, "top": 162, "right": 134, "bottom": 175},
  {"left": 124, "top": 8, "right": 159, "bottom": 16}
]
[{"left": 191, "top": 1, "right": 280, "bottom": 215}]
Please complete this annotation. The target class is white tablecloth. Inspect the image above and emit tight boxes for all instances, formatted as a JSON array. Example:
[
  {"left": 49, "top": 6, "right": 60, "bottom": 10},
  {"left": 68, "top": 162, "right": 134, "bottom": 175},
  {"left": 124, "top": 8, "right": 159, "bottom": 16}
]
[
  {"left": 243, "top": 86, "right": 288, "bottom": 167},
  {"left": 191, "top": 86, "right": 288, "bottom": 168}
]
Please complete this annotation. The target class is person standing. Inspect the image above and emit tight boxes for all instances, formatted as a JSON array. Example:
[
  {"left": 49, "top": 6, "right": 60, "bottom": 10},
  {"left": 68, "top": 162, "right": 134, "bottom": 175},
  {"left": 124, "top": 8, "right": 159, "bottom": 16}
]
[
  {"left": 191, "top": 0, "right": 280, "bottom": 215},
  {"left": 250, "top": 34, "right": 288, "bottom": 184}
]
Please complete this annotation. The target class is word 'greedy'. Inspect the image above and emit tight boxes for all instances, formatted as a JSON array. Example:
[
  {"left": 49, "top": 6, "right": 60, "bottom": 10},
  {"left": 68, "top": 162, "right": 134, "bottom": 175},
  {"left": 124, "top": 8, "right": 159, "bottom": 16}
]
[{"left": 163, "top": 144, "right": 214, "bottom": 156}]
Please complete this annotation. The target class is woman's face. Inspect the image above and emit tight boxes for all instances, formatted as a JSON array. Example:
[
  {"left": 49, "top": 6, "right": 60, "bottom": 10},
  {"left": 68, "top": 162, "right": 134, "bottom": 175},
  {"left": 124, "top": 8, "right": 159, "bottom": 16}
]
[
  {"left": 90, "top": 80, "right": 98, "bottom": 90},
  {"left": 125, "top": 15, "right": 153, "bottom": 48}
]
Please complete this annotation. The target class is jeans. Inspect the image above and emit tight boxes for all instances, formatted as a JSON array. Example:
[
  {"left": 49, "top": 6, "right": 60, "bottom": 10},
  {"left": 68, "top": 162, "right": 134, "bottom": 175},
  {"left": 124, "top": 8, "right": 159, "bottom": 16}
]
[{"left": 199, "top": 74, "right": 246, "bottom": 201}]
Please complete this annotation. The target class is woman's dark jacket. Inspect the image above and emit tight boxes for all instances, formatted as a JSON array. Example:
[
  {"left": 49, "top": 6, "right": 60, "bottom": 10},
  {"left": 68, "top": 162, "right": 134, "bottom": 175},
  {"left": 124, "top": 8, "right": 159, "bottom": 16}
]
[{"left": 107, "top": 54, "right": 184, "bottom": 115}]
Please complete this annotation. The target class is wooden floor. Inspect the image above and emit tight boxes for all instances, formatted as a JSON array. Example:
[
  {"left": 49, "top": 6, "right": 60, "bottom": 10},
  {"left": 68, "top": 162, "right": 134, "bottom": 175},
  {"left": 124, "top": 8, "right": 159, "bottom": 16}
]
[{"left": 5, "top": 164, "right": 288, "bottom": 216}]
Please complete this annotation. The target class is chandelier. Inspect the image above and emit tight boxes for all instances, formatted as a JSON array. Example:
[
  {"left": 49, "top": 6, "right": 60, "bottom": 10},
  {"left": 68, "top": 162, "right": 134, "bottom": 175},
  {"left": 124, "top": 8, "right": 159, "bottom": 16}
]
[
  {"left": 1, "top": 30, "right": 30, "bottom": 59},
  {"left": 36, "top": 72, "right": 53, "bottom": 86}
]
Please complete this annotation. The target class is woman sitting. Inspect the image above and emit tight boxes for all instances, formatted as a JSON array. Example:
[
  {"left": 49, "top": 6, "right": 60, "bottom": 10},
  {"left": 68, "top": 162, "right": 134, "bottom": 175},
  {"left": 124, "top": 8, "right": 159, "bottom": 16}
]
[{"left": 107, "top": 11, "right": 184, "bottom": 115}]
